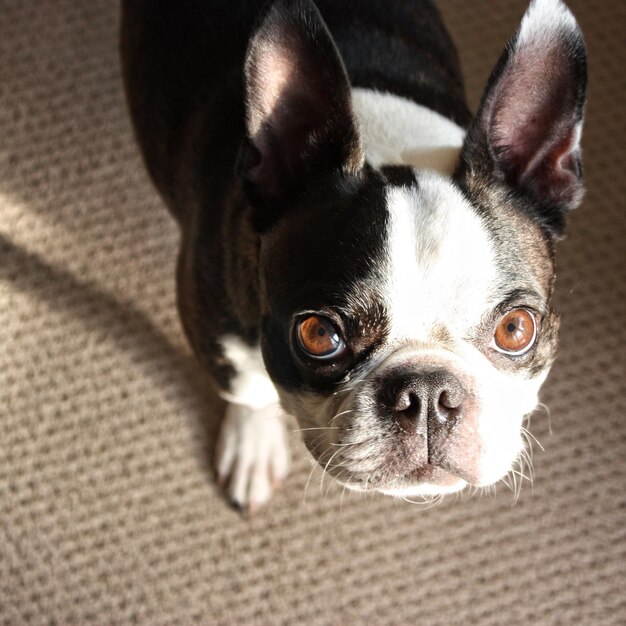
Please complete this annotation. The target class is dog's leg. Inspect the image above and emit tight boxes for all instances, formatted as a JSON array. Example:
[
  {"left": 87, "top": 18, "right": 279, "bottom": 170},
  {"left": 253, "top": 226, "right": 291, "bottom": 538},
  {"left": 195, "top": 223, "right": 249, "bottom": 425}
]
[
  {"left": 175, "top": 242, "right": 290, "bottom": 513},
  {"left": 214, "top": 335, "right": 290, "bottom": 513}
]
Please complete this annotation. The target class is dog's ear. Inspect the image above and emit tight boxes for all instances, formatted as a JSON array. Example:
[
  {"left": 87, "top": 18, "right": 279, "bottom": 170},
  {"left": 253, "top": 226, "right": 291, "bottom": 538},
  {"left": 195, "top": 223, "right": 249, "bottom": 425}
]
[
  {"left": 239, "top": 0, "right": 363, "bottom": 225},
  {"left": 457, "top": 0, "right": 587, "bottom": 237}
]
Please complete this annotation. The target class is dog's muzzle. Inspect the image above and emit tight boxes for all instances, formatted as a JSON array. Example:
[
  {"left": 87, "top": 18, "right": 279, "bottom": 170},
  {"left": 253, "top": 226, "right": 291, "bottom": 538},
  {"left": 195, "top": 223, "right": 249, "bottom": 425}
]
[{"left": 369, "top": 357, "right": 480, "bottom": 485}]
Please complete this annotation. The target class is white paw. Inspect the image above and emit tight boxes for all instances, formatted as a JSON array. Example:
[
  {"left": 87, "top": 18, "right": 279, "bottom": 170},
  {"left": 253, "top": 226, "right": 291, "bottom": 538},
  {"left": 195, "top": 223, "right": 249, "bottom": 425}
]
[{"left": 215, "top": 402, "right": 290, "bottom": 513}]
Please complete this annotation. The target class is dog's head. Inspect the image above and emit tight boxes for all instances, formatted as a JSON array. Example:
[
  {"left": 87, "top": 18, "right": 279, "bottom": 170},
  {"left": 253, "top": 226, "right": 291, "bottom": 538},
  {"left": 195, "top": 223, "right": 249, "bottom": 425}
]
[{"left": 239, "top": 0, "right": 587, "bottom": 496}]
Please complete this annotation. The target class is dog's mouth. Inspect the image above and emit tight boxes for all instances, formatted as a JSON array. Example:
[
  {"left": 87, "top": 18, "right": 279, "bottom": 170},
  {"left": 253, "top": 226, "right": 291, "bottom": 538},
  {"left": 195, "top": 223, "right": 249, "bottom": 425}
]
[
  {"left": 298, "top": 390, "right": 479, "bottom": 497},
  {"left": 402, "top": 463, "right": 462, "bottom": 485},
  {"left": 305, "top": 431, "right": 470, "bottom": 496}
]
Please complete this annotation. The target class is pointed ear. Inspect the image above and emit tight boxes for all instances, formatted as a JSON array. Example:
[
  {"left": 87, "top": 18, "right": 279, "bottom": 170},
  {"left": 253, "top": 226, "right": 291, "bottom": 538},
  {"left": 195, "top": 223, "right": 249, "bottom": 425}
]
[
  {"left": 239, "top": 0, "right": 363, "bottom": 217},
  {"left": 457, "top": 0, "right": 587, "bottom": 236}
]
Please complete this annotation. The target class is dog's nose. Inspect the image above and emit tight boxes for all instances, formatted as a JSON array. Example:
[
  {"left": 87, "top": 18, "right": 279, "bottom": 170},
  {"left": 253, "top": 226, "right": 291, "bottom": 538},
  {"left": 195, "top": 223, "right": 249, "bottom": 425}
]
[{"left": 387, "top": 369, "right": 467, "bottom": 434}]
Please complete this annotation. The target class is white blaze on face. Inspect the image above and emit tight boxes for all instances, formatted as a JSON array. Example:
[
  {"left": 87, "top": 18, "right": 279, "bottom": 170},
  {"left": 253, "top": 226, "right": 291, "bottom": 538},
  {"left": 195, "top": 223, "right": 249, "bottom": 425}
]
[
  {"left": 376, "top": 174, "right": 546, "bottom": 490},
  {"left": 383, "top": 173, "right": 498, "bottom": 344}
]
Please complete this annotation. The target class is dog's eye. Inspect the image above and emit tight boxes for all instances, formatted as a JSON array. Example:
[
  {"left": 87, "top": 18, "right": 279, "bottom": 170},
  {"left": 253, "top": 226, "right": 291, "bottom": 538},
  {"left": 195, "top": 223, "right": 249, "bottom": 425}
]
[
  {"left": 297, "top": 316, "right": 345, "bottom": 359},
  {"left": 493, "top": 308, "right": 537, "bottom": 355}
]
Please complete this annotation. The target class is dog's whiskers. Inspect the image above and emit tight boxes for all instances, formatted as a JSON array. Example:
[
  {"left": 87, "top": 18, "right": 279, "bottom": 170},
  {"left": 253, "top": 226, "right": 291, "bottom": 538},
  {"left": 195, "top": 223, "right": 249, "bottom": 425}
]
[
  {"left": 518, "top": 446, "right": 535, "bottom": 482},
  {"left": 293, "top": 426, "right": 339, "bottom": 433},
  {"left": 303, "top": 459, "right": 320, "bottom": 505},
  {"left": 339, "top": 474, "right": 351, "bottom": 511},
  {"left": 331, "top": 377, "right": 368, "bottom": 394},
  {"left": 521, "top": 425, "right": 545, "bottom": 453},
  {"left": 535, "top": 402, "right": 553, "bottom": 435},
  {"left": 302, "top": 430, "right": 336, "bottom": 504},
  {"left": 329, "top": 439, "right": 369, "bottom": 448},
  {"left": 329, "top": 408, "right": 354, "bottom": 425},
  {"left": 320, "top": 445, "right": 349, "bottom": 495},
  {"left": 398, "top": 493, "right": 444, "bottom": 509}
]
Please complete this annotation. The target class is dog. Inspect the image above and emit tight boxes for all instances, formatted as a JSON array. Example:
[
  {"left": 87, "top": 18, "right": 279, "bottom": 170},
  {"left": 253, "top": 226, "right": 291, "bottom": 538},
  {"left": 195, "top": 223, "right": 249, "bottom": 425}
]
[{"left": 120, "top": 0, "right": 587, "bottom": 512}]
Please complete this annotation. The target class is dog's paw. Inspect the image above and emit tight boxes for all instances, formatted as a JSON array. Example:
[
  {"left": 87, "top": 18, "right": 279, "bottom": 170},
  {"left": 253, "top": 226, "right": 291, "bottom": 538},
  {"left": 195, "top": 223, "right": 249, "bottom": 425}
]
[{"left": 215, "top": 402, "right": 290, "bottom": 514}]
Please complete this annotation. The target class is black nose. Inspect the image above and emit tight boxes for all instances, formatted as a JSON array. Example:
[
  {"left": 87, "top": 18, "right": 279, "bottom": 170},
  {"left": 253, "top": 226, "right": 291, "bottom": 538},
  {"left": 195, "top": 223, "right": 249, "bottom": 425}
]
[{"left": 384, "top": 369, "right": 467, "bottom": 435}]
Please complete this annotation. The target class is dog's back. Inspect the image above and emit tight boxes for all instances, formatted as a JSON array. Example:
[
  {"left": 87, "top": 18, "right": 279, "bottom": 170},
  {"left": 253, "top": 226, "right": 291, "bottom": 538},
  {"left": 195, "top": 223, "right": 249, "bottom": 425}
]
[{"left": 121, "top": 0, "right": 468, "bottom": 220}]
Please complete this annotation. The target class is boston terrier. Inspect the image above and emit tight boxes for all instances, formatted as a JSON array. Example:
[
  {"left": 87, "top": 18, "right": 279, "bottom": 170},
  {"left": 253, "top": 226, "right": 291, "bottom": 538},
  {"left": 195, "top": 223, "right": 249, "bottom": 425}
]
[{"left": 121, "top": 0, "right": 587, "bottom": 512}]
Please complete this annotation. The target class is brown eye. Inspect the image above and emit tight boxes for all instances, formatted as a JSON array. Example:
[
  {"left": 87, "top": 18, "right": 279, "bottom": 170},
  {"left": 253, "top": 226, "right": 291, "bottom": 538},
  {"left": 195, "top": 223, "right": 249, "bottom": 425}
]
[
  {"left": 297, "top": 316, "right": 345, "bottom": 359},
  {"left": 494, "top": 308, "right": 537, "bottom": 355}
]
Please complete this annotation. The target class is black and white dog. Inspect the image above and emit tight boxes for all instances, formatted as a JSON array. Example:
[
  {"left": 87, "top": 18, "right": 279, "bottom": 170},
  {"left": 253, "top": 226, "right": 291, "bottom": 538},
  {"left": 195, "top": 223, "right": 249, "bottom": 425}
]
[{"left": 121, "top": 0, "right": 586, "bottom": 511}]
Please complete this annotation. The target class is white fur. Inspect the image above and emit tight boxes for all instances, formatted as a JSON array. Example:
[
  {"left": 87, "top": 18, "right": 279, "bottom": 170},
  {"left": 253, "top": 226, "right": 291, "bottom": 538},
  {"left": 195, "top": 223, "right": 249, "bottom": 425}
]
[
  {"left": 351, "top": 88, "right": 466, "bottom": 175},
  {"left": 215, "top": 402, "right": 290, "bottom": 510},
  {"left": 215, "top": 335, "right": 288, "bottom": 510},
  {"left": 517, "top": 0, "right": 578, "bottom": 49},
  {"left": 383, "top": 175, "right": 498, "bottom": 343},
  {"left": 218, "top": 334, "right": 279, "bottom": 409},
  {"left": 375, "top": 181, "right": 543, "bottom": 490}
]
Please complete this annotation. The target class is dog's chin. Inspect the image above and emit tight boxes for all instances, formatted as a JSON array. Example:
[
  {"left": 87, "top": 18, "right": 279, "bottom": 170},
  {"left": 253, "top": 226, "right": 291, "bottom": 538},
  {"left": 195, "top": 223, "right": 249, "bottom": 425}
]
[
  {"left": 378, "top": 479, "right": 467, "bottom": 498},
  {"left": 378, "top": 466, "right": 468, "bottom": 497},
  {"left": 327, "top": 463, "right": 468, "bottom": 497},
  {"left": 346, "top": 465, "right": 468, "bottom": 498}
]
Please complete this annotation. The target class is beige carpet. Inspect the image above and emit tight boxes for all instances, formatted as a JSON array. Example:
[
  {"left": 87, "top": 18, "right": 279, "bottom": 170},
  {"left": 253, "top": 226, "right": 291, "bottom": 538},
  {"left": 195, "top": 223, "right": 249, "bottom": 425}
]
[{"left": 1, "top": 1, "right": 624, "bottom": 624}]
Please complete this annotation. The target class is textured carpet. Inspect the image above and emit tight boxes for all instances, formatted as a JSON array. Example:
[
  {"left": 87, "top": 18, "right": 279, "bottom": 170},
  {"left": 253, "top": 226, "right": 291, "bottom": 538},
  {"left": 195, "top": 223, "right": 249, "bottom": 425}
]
[{"left": 1, "top": 1, "right": 624, "bottom": 624}]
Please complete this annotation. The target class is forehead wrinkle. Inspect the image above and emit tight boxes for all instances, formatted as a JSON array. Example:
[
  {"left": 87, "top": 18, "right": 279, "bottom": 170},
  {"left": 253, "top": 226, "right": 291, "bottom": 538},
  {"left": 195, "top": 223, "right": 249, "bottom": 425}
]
[
  {"left": 454, "top": 183, "right": 554, "bottom": 299},
  {"left": 383, "top": 173, "right": 499, "bottom": 342},
  {"left": 499, "top": 206, "right": 554, "bottom": 298}
]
